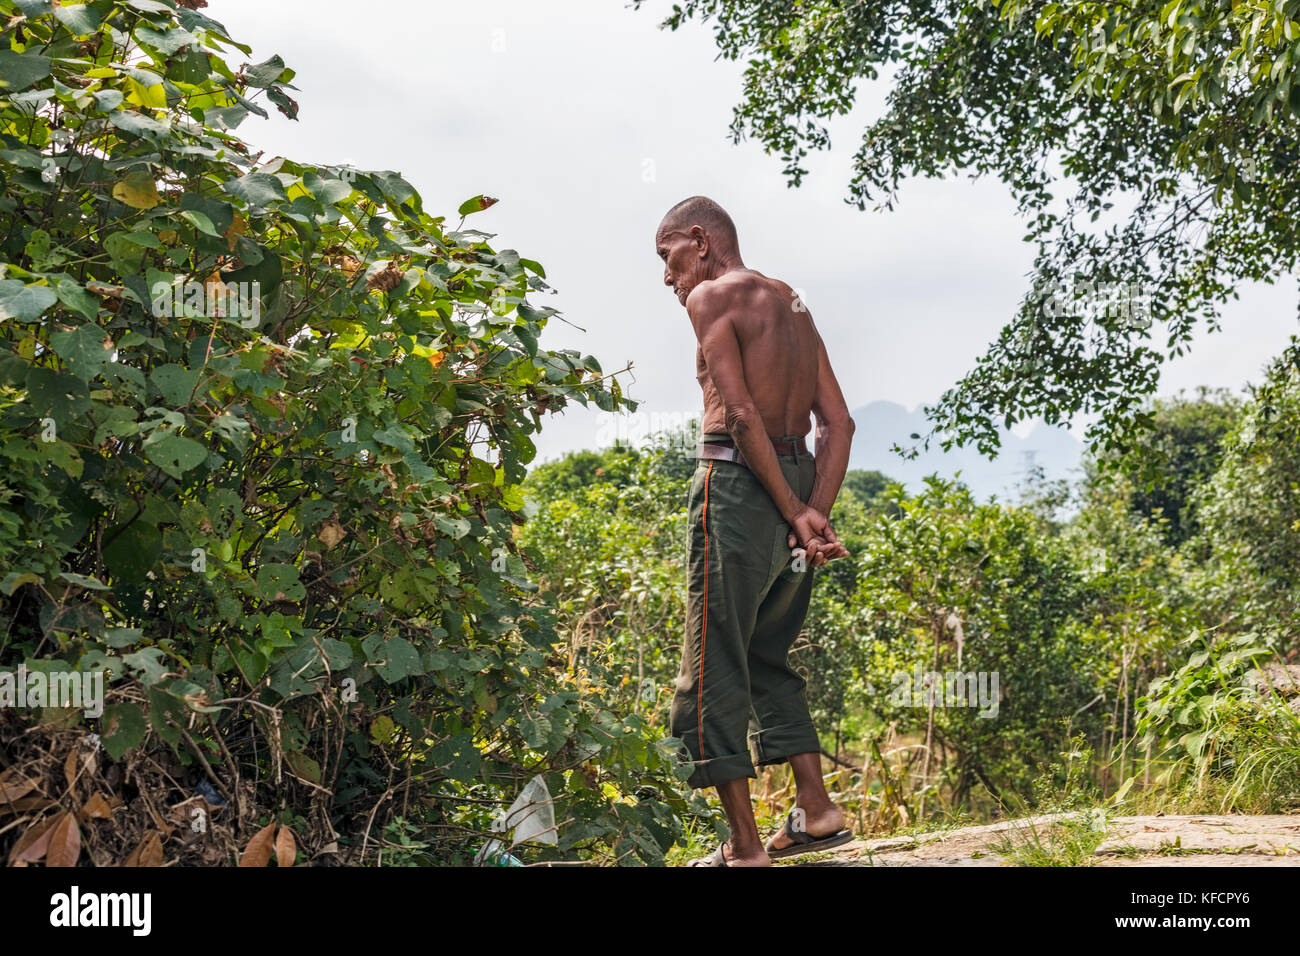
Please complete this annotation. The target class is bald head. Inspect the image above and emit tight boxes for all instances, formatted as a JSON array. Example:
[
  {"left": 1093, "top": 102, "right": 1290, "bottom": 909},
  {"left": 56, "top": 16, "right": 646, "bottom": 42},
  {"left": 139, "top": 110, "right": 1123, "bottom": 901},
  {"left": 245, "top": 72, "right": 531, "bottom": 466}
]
[
  {"left": 655, "top": 195, "right": 746, "bottom": 306},
  {"left": 657, "top": 196, "right": 740, "bottom": 255}
]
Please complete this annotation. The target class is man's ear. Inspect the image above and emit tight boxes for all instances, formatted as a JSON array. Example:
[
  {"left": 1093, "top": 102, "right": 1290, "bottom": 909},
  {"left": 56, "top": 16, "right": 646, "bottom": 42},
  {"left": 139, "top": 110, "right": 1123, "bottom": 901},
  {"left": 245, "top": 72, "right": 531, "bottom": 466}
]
[{"left": 691, "top": 225, "right": 707, "bottom": 257}]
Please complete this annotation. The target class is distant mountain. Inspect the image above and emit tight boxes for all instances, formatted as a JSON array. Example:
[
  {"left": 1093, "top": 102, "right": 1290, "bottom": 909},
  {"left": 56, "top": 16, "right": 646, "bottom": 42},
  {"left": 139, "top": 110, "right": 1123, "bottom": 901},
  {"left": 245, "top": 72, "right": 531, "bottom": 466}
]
[{"left": 837, "top": 400, "right": 1083, "bottom": 501}]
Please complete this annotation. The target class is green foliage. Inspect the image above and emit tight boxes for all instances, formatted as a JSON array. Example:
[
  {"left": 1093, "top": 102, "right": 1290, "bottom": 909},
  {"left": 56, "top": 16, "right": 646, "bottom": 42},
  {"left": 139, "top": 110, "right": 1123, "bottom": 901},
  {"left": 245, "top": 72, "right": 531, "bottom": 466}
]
[
  {"left": 0, "top": 0, "right": 688, "bottom": 865},
  {"left": 990, "top": 808, "right": 1111, "bottom": 866},
  {"left": 840, "top": 468, "right": 894, "bottom": 509},
  {"left": 990, "top": 736, "right": 1110, "bottom": 866},
  {"left": 845, "top": 478, "right": 1111, "bottom": 805},
  {"left": 521, "top": 443, "right": 691, "bottom": 718},
  {"left": 1089, "top": 388, "right": 1242, "bottom": 545},
  {"left": 1128, "top": 631, "right": 1299, "bottom": 813},
  {"left": 1189, "top": 360, "right": 1300, "bottom": 649},
  {"left": 524, "top": 446, "right": 645, "bottom": 495}
]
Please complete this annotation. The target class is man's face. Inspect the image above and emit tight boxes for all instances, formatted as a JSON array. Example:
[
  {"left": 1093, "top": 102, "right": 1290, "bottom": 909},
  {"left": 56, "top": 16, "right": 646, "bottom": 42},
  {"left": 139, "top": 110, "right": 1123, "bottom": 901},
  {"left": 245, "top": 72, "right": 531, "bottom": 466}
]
[{"left": 655, "top": 224, "right": 702, "bottom": 306}]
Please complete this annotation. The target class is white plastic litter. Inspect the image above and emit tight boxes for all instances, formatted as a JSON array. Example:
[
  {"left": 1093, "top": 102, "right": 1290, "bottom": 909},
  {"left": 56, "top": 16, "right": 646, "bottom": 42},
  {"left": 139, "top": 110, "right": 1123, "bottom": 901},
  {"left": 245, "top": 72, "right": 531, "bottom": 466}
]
[{"left": 497, "top": 773, "right": 558, "bottom": 847}]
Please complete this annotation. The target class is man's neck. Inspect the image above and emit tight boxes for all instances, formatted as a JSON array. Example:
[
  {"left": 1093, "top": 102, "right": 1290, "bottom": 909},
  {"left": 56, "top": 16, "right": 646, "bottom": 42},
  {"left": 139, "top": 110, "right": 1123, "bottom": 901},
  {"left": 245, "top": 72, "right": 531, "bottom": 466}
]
[{"left": 707, "top": 255, "right": 747, "bottom": 279}]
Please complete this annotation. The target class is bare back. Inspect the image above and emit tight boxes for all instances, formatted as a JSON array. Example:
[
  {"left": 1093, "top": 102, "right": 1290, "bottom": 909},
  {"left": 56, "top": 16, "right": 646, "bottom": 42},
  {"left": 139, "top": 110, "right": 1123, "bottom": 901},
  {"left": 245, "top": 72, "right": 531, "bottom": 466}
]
[{"left": 694, "top": 269, "right": 820, "bottom": 438}]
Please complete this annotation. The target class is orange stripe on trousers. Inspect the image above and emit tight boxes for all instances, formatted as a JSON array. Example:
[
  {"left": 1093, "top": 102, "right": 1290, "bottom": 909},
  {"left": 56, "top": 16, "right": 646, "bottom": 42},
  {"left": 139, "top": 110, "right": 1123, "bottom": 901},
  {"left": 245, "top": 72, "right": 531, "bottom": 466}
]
[{"left": 697, "top": 460, "right": 714, "bottom": 761}]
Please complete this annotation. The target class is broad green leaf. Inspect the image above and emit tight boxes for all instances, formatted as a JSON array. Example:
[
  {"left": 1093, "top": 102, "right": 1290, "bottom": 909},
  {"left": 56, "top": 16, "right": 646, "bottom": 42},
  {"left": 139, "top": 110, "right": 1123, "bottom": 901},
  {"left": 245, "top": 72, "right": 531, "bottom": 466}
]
[
  {"left": 25, "top": 366, "right": 91, "bottom": 419},
  {"left": 223, "top": 171, "right": 289, "bottom": 206},
  {"left": 143, "top": 431, "right": 208, "bottom": 478},
  {"left": 104, "top": 627, "right": 144, "bottom": 649},
  {"left": 112, "top": 169, "right": 161, "bottom": 209},
  {"left": 109, "top": 110, "right": 170, "bottom": 139},
  {"left": 305, "top": 175, "right": 353, "bottom": 204},
  {"left": 150, "top": 364, "right": 200, "bottom": 406},
  {"left": 103, "top": 522, "right": 162, "bottom": 584},
  {"left": 0, "top": 51, "right": 52, "bottom": 91},
  {"left": 102, "top": 703, "right": 147, "bottom": 759},
  {"left": 457, "top": 194, "right": 499, "bottom": 216},
  {"left": 178, "top": 209, "right": 220, "bottom": 237},
  {"left": 266, "top": 86, "right": 298, "bottom": 119},
  {"left": 244, "top": 54, "right": 290, "bottom": 88},
  {"left": 137, "top": 24, "right": 198, "bottom": 55},
  {"left": 58, "top": 571, "right": 109, "bottom": 590},
  {"left": 256, "top": 564, "right": 306, "bottom": 601},
  {"left": 122, "top": 647, "right": 169, "bottom": 686},
  {"left": 284, "top": 751, "right": 322, "bottom": 783},
  {"left": 50, "top": 323, "right": 114, "bottom": 380},
  {"left": 2, "top": 572, "right": 41, "bottom": 595},
  {"left": 54, "top": 278, "right": 99, "bottom": 321},
  {"left": 179, "top": 192, "right": 235, "bottom": 234},
  {"left": 363, "top": 634, "right": 422, "bottom": 683},
  {"left": 53, "top": 2, "right": 104, "bottom": 34},
  {"left": 0, "top": 280, "right": 56, "bottom": 322},
  {"left": 92, "top": 88, "right": 124, "bottom": 112}
]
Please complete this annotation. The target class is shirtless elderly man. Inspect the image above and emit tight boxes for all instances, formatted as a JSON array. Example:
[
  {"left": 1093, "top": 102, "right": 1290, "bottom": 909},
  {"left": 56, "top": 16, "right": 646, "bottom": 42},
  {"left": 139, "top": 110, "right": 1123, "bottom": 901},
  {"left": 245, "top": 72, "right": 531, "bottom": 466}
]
[{"left": 654, "top": 195, "right": 856, "bottom": 867}]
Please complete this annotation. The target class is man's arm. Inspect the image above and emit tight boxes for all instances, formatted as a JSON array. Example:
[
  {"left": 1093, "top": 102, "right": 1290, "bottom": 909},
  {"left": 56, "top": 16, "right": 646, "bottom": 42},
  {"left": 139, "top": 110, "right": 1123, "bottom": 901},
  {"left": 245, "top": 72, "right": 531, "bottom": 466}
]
[
  {"left": 686, "top": 284, "right": 835, "bottom": 553},
  {"left": 806, "top": 333, "right": 855, "bottom": 518},
  {"left": 783, "top": 334, "right": 855, "bottom": 563}
]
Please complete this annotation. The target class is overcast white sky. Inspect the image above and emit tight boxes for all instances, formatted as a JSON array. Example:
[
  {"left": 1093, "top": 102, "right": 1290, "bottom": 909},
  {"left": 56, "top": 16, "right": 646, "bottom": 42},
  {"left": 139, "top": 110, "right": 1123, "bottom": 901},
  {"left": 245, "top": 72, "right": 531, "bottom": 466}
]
[{"left": 211, "top": 0, "right": 1299, "bottom": 462}]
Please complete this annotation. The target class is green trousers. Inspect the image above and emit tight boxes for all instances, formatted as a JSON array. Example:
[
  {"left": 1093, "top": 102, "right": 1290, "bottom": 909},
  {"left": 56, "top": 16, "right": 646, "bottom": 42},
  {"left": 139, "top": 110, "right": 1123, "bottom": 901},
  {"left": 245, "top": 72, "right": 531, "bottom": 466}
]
[{"left": 668, "top": 435, "right": 822, "bottom": 789}]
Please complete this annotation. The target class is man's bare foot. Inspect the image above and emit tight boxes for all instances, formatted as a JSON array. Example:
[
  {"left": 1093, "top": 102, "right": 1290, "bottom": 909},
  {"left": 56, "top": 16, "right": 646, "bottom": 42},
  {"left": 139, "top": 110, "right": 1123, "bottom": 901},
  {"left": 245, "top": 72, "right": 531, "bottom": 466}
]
[
  {"left": 690, "top": 839, "right": 772, "bottom": 866},
  {"left": 765, "top": 804, "right": 848, "bottom": 853},
  {"left": 724, "top": 839, "right": 772, "bottom": 866}
]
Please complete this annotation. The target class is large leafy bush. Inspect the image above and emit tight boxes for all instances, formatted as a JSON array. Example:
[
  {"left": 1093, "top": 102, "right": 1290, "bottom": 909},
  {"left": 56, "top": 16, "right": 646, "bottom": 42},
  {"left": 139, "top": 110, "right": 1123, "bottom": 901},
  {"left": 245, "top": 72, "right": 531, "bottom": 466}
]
[{"left": 0, "top": 0, "right": 689, "bottom": 865}]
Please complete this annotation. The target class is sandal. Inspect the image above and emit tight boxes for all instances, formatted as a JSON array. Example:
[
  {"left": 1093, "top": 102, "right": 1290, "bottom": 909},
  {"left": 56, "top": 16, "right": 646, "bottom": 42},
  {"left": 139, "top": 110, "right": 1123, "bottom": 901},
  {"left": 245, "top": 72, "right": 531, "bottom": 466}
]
[
  {"left": 687, "top": 842, "right": 730, "bottom": 867},
  {"left": 765, "top": 811, "right": 853, "bottom": 859}
]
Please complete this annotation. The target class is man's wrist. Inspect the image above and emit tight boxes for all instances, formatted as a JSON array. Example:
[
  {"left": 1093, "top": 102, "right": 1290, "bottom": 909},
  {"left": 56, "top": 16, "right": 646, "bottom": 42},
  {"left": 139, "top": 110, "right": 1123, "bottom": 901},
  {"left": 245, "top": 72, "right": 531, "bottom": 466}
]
[{"left": 781, "top": 498, "right": 807, "bottom": 525}]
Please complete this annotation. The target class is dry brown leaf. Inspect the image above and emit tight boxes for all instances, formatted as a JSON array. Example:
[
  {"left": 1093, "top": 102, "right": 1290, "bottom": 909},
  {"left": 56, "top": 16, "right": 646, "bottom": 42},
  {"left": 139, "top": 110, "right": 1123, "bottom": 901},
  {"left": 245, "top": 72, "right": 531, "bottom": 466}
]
[
  {"left": 138, "top": 831, "right": 163, "bottom": 867},
  {"left": 79, "top": 792, "right": 115, "bottom": 821},
  {"left": 121, "top": 830, "right": 164, "bottom": 868},
  {"left": 183, "top": 690, "right": 211, "bottom": 710},
  {"left": 63, "top": 749, "right": 78, "bottom": 792},
  {"left": 319, "top": 519, "right": 346, "bottom": 549},
  {"left": 85, "top": 281, "right": 124, "bottom": 298},
  {"left": 238, "top": 822, "right": 276, "bottom": 867},
  {"left": 225, "top": 212, "right": 247, "bottom": 251},
  {"left": 0, "top": 796, "right": 54, "bottom": 817},
  {"left": 10, "top": 816, "right": 57, "bottom": 865},
  {"left": 46, "top": 811, "right": 81, "bottom": 868},
  {"left": 0, "top": 768, "right": 38, "bottom": 805},
  {"left": 77, "top": 741, "right": 98, "bottom": 781},
  {"left": 275, "top": 825, "right": 297, "bottom": 867},
  {"left": 120, "top": 834, "right": 143, "bottom": 866},
  {"left": 365, "top": 262, "right": 403, "bottom": 293}
]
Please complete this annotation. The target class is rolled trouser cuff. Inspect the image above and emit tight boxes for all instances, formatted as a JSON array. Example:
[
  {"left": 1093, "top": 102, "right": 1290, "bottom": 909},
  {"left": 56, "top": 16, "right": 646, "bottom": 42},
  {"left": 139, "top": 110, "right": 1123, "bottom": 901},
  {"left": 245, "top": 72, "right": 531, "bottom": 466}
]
[
  {"left": 682, "top": 751, "right": 757, "bottom": 790},
  {"left": 749, "top": 721, "right": 822, "bottom": 767}
]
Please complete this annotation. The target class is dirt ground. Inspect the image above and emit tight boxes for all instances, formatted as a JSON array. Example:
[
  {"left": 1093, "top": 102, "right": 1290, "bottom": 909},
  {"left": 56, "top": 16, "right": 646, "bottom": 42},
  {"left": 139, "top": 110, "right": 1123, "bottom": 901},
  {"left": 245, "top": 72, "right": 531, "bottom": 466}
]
[{"left": 786, "top": 814, "right": 1300, "bottom": 866}]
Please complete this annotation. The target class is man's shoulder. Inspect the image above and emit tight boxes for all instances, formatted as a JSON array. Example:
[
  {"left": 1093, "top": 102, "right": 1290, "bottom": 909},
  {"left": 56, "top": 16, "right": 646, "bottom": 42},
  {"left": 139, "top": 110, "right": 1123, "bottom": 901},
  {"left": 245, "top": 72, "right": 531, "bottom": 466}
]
[{"left": 686, "top": 270, "right": 786, "bottom": 314}]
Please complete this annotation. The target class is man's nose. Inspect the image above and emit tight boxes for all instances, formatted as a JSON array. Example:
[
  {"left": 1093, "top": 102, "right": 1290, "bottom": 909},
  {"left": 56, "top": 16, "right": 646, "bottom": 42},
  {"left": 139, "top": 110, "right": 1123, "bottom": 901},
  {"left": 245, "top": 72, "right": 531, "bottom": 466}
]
[{"left": 664, "top": 267, "right": 672, "bottom": 286}]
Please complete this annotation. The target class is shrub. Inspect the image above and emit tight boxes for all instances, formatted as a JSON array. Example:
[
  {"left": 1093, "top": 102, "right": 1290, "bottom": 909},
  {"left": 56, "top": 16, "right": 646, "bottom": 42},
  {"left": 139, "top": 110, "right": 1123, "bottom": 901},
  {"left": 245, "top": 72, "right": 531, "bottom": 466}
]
[{"left": 0, "top": 0, "right": 688, "bottom": 866}]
